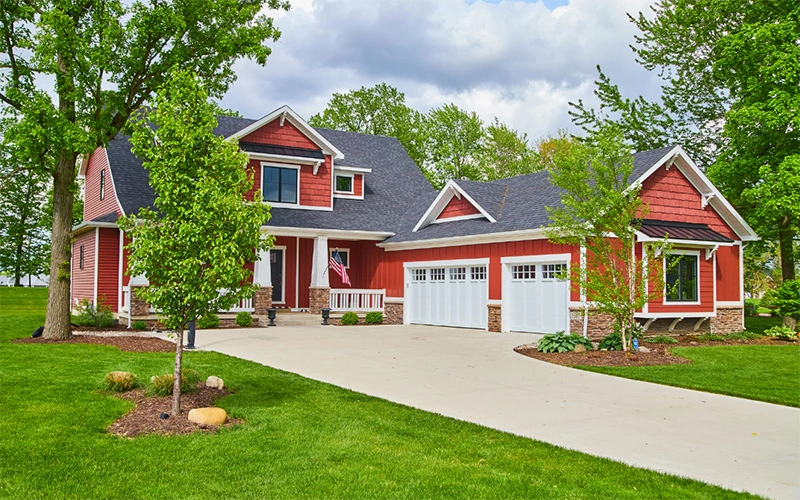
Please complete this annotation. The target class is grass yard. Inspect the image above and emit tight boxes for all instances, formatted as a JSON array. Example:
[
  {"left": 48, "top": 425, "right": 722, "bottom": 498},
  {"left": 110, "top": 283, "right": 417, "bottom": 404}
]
[
  {"left": 0, "top": 288, "right": 755, "bottom": 499},
  {"left": 580, "top": 317, "right": 800, "bottom": 407}
]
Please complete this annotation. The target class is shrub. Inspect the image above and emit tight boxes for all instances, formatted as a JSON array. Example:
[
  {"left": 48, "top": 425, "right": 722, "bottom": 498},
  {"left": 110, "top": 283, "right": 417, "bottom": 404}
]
[
  {"left": 743, "top": 300, "right": 758, "bottom": 317},
  {"left": 365, "top": 312, "right": 383, "bottom": 324},
  {"left": 150, "top": 369, "right": 201, "bottom": 396},
  {"left": 696, "top": 333, "right": 725, "bottom": 342},
  {"left": 764, "top": 325, "right": 798, "bottom": 341},
  {"left": 72, "top": 298, "right": 115, "bottom": 328},
  {"left": 537, "top": 332, "right": 593, "bottom": 353},
  {"left": 235, "top": 311, "right": 253, "bottom": 327},
  {"left": 773, "top": 279, "right": 800, "bottom": 321},
  {"left": 644, "top": 335, "right": 678, "bottom": 345},
  {"left": 340, "top": 312, "right": 359, "bottom": 325},
  {"left": 197, "top": 313, "right": 220, "bottom": 329},
  {"left": 131, "top": 320, "right": 147, "bottom": 331},
  {"left": 724, "top": 331, "right": 762, "bottom": 341},
  {"left": 598, "top": 333, "right": 623, "bottom": 351},
  {"left": 103, "top": 371, "right": 140, "bottom": 392}
]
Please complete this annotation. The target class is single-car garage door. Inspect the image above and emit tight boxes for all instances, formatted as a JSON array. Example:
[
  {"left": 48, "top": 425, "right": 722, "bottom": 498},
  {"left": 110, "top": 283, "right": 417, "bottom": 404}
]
[
  {"left": 506, "top": 261, "right": 569, "bottom": 334},
  {"left": 407, "top": 264, "right": 488, "bottom": 329}
]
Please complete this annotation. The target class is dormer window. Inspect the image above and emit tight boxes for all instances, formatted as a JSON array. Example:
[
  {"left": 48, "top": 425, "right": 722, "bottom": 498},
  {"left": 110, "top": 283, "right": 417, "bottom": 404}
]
[
  {"left": 335, "top": 173, "right": 353, "bottom": 194},
  {"left": 263, "top": 165, "right": 298, "bottom": 204},
  {"left": 99, "top": 169, "right": 105, "bottom": 201}
]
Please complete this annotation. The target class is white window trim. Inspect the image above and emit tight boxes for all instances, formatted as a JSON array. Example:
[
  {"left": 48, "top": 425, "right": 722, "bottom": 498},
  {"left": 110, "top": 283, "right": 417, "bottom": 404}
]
[
  {"left": 663, "top": 249, "right": 701, "bottom": 306},
  {"left": 330, "top": 248, "right": 350, "bottom": 269},
  {"left": 270, "top": 245, "right": 287, "bottom": 305},
  {"left": 334, "top": 172, "right": 354, "bottom": 194},
  {"left": 261, "top": 162, "right": 300, "bottom": 206}
]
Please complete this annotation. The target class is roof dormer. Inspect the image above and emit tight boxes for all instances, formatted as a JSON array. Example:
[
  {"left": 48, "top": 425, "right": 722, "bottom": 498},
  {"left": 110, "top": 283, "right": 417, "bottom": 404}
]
[{"left": 413, "top": 180, "right": 496, "bottom": 232}]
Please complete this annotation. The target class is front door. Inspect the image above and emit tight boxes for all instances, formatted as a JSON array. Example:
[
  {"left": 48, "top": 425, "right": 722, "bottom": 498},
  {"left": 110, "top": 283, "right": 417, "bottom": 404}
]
[{"left": 270, "top": 249, "right": 284, "bottom": 304}]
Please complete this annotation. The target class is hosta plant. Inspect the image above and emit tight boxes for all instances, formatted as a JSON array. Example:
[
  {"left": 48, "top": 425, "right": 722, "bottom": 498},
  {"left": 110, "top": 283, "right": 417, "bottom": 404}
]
[{"left": 537, "top": 333, "right": 594, "bottom": 353}]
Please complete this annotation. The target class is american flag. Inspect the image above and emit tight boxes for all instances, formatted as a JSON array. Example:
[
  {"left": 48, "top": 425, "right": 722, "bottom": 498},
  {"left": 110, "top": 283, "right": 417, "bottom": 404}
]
[{"left": 329, "top": 249, "right": 351, "bottom": 286}]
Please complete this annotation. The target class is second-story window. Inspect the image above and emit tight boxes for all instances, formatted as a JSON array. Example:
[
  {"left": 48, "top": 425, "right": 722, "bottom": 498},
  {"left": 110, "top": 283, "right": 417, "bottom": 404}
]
[
  {"left": 335, "top": 174, "right": 353, "bottom": 193},
  {"left": 263, "top": 165, "right": 298, "bottom": 204},
  {"left": 79, "top": 246, "right": 84, "bottom": 270},
  {"left": 99, "top": 169, "right": 105, "bottom": 201}
]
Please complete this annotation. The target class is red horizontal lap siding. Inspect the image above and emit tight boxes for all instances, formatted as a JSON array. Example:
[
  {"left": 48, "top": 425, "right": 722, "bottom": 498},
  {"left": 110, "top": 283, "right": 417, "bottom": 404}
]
[
  {"left": 438, "top": 196, "right": 480, "bottom": 219},
  {"left": 716, "top": 245, "right": 741, "bottom": 302},
  {"left": 71, "top": 230, "right": 96, "bottom": 308},
  {"left": 97, "top": 228, "right": 120, "bottom": 312},
  {"left": 354, "top": 174, "right": 363, "bottom": 197},
  {"left": 362, "top": 239, "right": 579, "bottom": 301},
  {"left": 246, "top": 158, "right": 332, "bottom": 208},
  {"left": 242, "top": 120, "right": 318, "bottom": 150},
  {"left": 83, "top": 148, "right": 122, "bottom": 221}
]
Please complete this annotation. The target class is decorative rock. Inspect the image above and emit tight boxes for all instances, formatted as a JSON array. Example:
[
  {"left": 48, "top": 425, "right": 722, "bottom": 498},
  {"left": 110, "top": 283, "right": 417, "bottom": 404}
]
[
  {"left": 188, "top": 407, "right": 227, "bottom": 426},
  {"left": 573, "top": 344, "right": 587, "bottom": 353},
  {"left": 206, "top": 376, "right": 224, "bottom": 389},
  {"left": 638, "top": 346, "right": 651, "bottom": 353}
]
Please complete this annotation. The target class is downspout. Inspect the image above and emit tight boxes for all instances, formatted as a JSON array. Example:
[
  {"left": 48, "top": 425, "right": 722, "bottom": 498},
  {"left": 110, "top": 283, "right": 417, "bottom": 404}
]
[{"left": 581, "top": 242, "right": 588, "bottom": 338}]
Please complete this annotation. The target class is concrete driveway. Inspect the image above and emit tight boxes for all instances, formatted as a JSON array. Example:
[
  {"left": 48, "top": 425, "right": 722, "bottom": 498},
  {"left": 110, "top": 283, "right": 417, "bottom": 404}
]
[{"left": 196, "top": 324, "right": 800, "bottom": 499}]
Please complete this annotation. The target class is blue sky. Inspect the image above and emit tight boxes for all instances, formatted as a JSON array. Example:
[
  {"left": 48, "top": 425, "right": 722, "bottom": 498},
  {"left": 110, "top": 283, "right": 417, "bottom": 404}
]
[{"left": 220, "top": 0, "right": 659, "bottom": 141}]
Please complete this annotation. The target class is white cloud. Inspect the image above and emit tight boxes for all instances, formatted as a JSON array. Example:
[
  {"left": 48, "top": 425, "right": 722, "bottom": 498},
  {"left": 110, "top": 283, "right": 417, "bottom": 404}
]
[{"left": 221, "top": 0, "right": 659, "bottom": 142}]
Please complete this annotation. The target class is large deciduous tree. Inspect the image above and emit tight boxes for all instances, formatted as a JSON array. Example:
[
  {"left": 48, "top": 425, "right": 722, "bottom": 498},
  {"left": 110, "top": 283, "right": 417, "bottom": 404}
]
[
  {"left": 0, "top": 0, "right": 288, "bottom": 339},
  {"left": 423, "top": 103, "right": 486, "bottom": 189},
  {"left": 119, "top": 70, "right": 271, "bottom": 416},
  {"left": 569, "top": 0, "right": 800, "bottom": 284},
  {"left": 480, "top": 118, "right": 536, "bottom": 181},
  {"left": 545, "top": 125, "right": 669, "bottom": 351}
]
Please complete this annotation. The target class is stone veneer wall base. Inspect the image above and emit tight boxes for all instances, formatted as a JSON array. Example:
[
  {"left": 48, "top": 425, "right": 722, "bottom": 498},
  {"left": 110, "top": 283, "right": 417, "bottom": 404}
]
[
  {"left": 487, "top": 304, "right": 502, "bottom": 333},
  {"left": 309, "top": 286, "right": 330, "bottom": 315}
]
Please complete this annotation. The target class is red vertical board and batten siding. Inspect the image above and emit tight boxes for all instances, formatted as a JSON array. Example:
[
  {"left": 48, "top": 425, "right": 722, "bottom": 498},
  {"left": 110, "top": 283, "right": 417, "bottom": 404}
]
[
  {"left": 71, "top": 230, "right": 96, "bottom": 307},
  {"left": 437, "top": 196, "right": 480, "bottom": 220},
  {"left": 241, "top": 119, "right": 333, "bottom": 208},
  {"left": 83, "top": 148, "right": 123, "bottom": 221},
  {"left": 715, "top": 245, "right": 741, "bottom": 302},
  {"left": 96, "top": 228, "right": 120, "bottom": 311}
]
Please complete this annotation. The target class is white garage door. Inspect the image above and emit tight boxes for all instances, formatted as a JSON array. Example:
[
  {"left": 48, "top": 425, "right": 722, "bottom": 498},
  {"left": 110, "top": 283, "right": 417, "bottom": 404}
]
[
  {"left": 507, "top": 262, "right": 569, "bottom": 334},
  {"left": 408, "top": 265, "right": 488, "bottom": 329}
]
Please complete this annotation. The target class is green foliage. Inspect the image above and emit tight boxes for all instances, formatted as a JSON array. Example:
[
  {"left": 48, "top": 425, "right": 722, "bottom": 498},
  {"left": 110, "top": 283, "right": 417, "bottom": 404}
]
[
  {"left": 150, "top": 369, "right": 200, "bottom": 397},
  {"left": 644, "top": 335, "right": 678, "bottom": 345},
  {"left": 480, "top": 118, "right": 537, "bottom": 181},
  {"left": 545, "top": 124, "right": 670, "bottom": 351},
  {"left": 696, "top": 333, "right": 725, "bottom": 342},
  {"left": 764, "top": 326, "right": 798, "bottom": 341},
  {"left": 103, "top": 372, "right": 140, "bottom": 393},
  {"left": 72, "top": 298, "right": 115, "bottom": 328},
  {"left": 537, "top": 333, "right": 594, "bottom": 353},
  {"left": 340, "top": 312, "right": 359, "bottom": 325},
  {"left": 198, "top": 314, "right": 221, "bottom": 329},
  {"left": 743, "top": 300, "right": 758, "bottom": 317},
  {"left": 772, "top": 279, "right": 800, "bottom": 320},
  {"left": 423, "top": 104, "right": 487, "bottom": 189},
  {"left": 599, "top": 333, "right": 623, "bottom": 351},
  {"left": 131, "top": 320, "right": 147, "bottom": 331},
  {"left": 365, "top": 312, "right": 383, "bottom": 324},
  {"left": 235, "top": 311, "right": 253, "bottom": 327},
  {"left": 723, "top": 331, "right": 762, "bottom": 341}
]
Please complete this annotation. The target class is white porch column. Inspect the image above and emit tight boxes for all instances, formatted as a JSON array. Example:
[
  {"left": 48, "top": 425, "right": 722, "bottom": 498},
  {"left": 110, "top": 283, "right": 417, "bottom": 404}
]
[
  {"left": 310, "top": 236, "right": 330, "bottom": 287},
  {"left": 254, "top": 248, "right": 272, "bottom": 286}
]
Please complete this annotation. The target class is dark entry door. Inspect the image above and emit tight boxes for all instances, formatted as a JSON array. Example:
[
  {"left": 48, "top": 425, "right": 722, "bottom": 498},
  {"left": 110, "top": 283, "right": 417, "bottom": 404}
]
[{"left": 270, "top": 249, "right": 284, "bottom": 303}]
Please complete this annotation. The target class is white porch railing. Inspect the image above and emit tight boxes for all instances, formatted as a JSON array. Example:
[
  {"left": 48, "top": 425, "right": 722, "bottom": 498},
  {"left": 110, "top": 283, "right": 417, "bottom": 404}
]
[
  {"left": 329, "top": 289, "right": 385, "bottom": 312},
  {"left": 224, "top": 296, "right": 254, "bottom": 313}
]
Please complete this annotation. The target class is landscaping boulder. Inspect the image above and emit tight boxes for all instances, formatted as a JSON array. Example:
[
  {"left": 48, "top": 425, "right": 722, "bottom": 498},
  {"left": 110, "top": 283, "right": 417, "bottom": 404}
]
[
  {"left": 206, "top": 376, "right": 224, "bottom": 389},
  {"left": 638, "top": 346, "right": 651, "bottom": 353},
  {"left": 188, "top": 407, "right": 227, "bottom": 426},
  {"left": 573, "top": 344, "right": 587, "bottom": 353}
]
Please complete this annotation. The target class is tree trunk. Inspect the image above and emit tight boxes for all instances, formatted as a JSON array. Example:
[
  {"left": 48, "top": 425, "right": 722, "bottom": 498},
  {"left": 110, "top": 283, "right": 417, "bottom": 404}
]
[
  {"left": 778, "top": 221, "right": 796, "bottom": 282},
  {"left": 171, "top": 328, "right": 184, "bottom": 416},
  {"left": 43, "top": 154, "right": 77, "bottom": 339}
]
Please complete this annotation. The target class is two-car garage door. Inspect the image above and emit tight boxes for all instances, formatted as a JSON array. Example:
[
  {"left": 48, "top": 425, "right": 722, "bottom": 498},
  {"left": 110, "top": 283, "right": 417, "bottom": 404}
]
[{"left": 407, "top": 264, "right": 488, "bottom": 329}]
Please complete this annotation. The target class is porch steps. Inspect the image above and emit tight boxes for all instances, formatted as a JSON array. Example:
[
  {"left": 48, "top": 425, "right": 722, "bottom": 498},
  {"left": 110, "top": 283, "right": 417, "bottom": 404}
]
[{"left": 261, "top": 311, "right": 324, "bottom": 327}]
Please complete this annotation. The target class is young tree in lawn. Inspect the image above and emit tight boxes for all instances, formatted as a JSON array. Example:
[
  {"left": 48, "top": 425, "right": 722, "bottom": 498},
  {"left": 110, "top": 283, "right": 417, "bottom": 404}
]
[
  {"left": 0, "top": 0, "right": 287, "bottom": 339},
  {"left": 119, "top": 70, "right": 271, "bottom": 415},
  {"left": 545, "top": 125, "right": 669, "bottom": 351}
]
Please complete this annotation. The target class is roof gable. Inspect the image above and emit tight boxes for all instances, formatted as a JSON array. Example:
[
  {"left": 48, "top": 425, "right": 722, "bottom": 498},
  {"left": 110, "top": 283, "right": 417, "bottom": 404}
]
[{"left": 413, "top": 180, "right": 496, "bottom": 232}]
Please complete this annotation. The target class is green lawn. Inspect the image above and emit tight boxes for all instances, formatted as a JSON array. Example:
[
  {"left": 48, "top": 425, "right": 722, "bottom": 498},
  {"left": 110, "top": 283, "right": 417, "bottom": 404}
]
[
  {"left": 580, "top": 317, "right": 800, "bottom": 407},
  {"left": 0, "top": 288, "right": 755, "bottom": 499}
]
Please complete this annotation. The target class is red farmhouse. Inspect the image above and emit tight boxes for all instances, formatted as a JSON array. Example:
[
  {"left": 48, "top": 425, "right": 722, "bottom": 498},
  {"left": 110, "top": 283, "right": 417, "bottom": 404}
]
[{"left": 72, "top": 106, "right": 757, "bottom": 337}]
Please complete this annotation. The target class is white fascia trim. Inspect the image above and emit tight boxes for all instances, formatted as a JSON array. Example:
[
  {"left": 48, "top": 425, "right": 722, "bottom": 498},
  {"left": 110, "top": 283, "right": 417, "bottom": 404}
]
[
  {"left": 412, "top": 180, "right": 495, "bottom": 232},
  {"left": 247, "top": 152, "right": 326, "bottom": 166},
  {"left": 227, "top": 105, "right": 344, "bottom": 160},
  {"left": 431, "top": 213, "right": 484, "bottom": 224},
  {"left": 379, "top": 228, "right": 548, "bottom": 251},
  {"left": 403, "top": 257, "right": 490, "bottom": 269},
  {"left": 263, "top": 226, "right": 394, "bottom": 241},
  {"left": 334, "top": 165, "right": 372, "bottom": 174},
  {"left": 635, "top": 312, "right": 716, "bottom": 319},
  {"left": 500, "top": 253, "right": 572, "bottom": 265},
  {"left": 104, "top": 148, "right": 126, "bottom": 217},
  {"left": 633, "top": 146, "right": 758, "bottom": 242}
]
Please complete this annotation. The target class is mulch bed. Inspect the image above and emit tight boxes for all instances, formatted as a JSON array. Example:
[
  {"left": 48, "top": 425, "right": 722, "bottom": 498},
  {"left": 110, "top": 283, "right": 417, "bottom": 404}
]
[
  {"left": 109, "top": 383, "right": 241, "bottom": 437},
  {"left": 14, "top": 334, "right": 175, "bottom": 352},
  {"left": 515, "top": 335, "right": 797, "bottom": 368}
]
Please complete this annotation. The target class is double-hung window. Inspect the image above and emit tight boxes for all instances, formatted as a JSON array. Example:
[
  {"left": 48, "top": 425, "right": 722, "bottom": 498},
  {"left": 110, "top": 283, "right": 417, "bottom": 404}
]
[
  {"left": 665, "top": 253, "right": 699, "bottom": 302},
  {"left": 263, "top": 165, "right": 298, "bottom": 204}
]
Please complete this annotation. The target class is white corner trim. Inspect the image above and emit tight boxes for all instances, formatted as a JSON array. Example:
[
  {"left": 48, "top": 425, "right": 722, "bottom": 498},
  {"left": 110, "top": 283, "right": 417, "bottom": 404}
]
[
  {"left": 93, "top": 228, "right": 99, "bottom": 306},
  {"left": 412, "top": 180, "right": 495, "bottom": 232},
  {"left": 403, "top": 257, "right": 490, "bottom": 269},
  {"left": 227, "top": 105, "right": 344, "bottom": 160}
]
